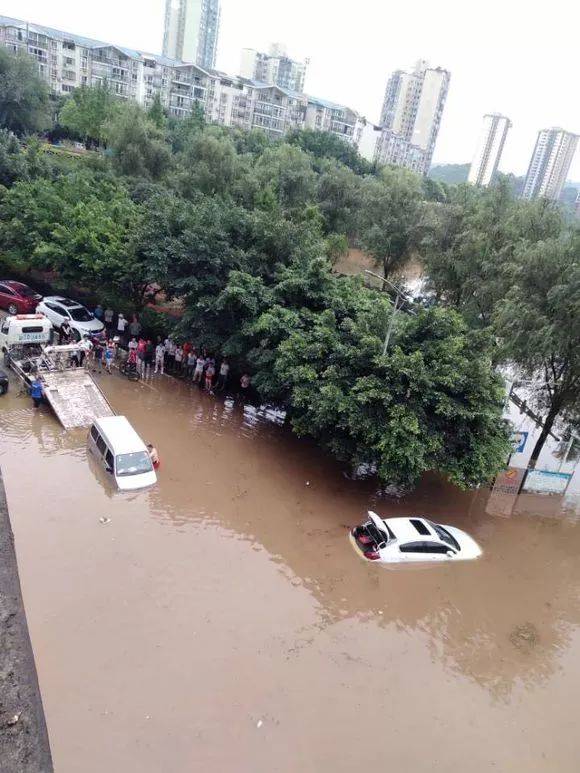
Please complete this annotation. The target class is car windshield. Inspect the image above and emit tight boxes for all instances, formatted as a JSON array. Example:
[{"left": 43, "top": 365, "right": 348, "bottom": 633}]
[
  {"left": 68, "top": 307, "right": 93, "bottom": 322},
  {"left": 115, "top": 451, "right": 153, "bottom": 477},
  {"left": 428, "top": 521, "right": 461, "bottom": 551}
]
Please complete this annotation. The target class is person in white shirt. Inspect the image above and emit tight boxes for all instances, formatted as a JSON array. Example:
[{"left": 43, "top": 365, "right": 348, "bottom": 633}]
[
  {"left": 78, "top": 335, "right": 93, "bottom": 368},
  {"left": 154, "top": 341, "right": 165, "bottom": 374},
  {"left": 174, "top": 346, "right": 184, "bottom": 374},
  {"left": 117, "top": 313, "right": 128, "bottom": 343},
  {"left": 216, "top": 359, "right": 230, "bottom": 391}
]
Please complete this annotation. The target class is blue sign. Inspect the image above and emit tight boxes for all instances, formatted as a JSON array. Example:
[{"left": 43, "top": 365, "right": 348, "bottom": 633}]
[
  {"left": 523, "top": 470, "right": 572, "bottom": 495},
  {"left": 511, "top": 431, "right": 528, "bottom": 454}
]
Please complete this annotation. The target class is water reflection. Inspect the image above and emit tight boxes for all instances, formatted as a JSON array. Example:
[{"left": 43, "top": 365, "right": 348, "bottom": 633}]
[{"left": 2, "top": 369, "right": 580, "bottom": 766}]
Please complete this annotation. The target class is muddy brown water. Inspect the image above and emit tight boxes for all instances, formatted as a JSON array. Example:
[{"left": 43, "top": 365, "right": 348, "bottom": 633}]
[{"left": 1, "top": 372, "right": 580, "bottom": 772}]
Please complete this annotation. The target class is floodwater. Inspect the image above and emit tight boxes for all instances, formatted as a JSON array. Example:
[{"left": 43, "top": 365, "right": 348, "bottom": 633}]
[{"left": 1, "top": 372, "right": 580, "bottom": 773}]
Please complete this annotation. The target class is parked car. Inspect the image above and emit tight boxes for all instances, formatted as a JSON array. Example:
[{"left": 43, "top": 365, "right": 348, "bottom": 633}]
[
  {"left": 0, "top": 280, "right": 43, "bottom": 315},
  {"left": 351, "top": 512, "right": 482, "bottom": 563},
  {"left": 36, "top": 296, "right": 104, "bottom": 339}
]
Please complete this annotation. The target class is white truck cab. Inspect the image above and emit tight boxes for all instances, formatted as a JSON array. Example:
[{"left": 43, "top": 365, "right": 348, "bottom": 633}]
[{"left": 0, "top": 314, "right": 52, "bottom": 353}]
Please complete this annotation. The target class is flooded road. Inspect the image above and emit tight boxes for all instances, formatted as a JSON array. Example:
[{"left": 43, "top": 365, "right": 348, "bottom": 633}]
[{"left": 1, "top": 372, "right": 580, "bottom": 772}]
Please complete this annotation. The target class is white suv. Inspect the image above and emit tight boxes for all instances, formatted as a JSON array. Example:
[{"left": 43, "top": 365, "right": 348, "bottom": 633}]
[{"left": 36, "top": 296, "right": 105, "bottom": 339}]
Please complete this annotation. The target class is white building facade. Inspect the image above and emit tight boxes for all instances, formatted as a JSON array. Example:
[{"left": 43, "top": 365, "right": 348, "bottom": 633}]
[
  {"left": 162, "top": 0, "right": 220, "bottom": 69},
  {"left": 375, "top": 60, "right": 450, "bottom": 175},
  {"left": 468, "top": 113, "right": 512, "bottom": 186},
  {"left": 0, "top": 15, "right": 369, "bottom": 148},
  {"left": 239, "top": 44, "right": 308, "bottom": 93},
  {"left": 521, "top": 128, "right": 579, "bottom": 201}
]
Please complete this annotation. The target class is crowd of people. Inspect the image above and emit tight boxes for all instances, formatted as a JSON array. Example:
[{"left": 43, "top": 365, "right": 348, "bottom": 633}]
[{"left": 58, "top": 306, "right": 252, "bottom": 398}]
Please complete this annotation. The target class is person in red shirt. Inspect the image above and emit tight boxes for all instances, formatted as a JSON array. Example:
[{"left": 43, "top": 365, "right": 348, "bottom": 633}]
[{"left": 137, "top": 337, "right": 147, "bottom": 376}]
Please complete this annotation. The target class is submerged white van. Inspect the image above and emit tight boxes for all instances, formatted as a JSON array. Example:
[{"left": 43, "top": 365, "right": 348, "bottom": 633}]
[{"left": 88, "top": 415, "right": 157, "bottom": 491}]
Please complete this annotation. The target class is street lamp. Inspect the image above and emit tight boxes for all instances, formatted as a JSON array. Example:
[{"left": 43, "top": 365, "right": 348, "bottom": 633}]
[{"left": 363, "top": 270, "right": 415, "bottom": 355}]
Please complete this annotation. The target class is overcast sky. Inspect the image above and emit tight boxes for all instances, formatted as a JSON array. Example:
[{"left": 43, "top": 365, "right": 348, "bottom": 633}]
[{"left": 3, "top": 0, "right": 579, "bottom": 178}]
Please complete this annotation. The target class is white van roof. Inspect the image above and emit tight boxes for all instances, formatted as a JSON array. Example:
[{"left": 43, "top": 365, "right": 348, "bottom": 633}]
[{"left": 93, "top": 415, "right": 148, "bottom": 454}]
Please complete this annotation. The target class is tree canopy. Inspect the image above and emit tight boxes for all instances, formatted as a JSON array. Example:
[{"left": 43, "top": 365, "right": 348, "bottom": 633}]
[
  {"left": 0, "top": 65, "right": 576, "bottom": 487},
  {"left": 0, "top": 48, "right": 50, "bottom": 135}
]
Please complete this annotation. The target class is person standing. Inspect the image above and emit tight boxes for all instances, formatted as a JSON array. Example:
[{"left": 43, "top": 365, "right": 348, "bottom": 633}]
[
  {"left": 104, "top": 306, "right": 114, "bottom": 332},
  {"left": 79, "top": 335, "right": 93, "bottom": 368},
  {"left": 239, "top": 373, "right": 251, "bottom": 401},
  {"left": 165, "top": 338, "right": 175, "bottom": 373},
  {"left": 94, "top": 303, "right": 104, "bottom": 321},
  {"left": 137, "top": 337, "right": 147, "bottom": 377},
  {"left": 174, "top": 345, "right": 183, "bottom": 375},
  {"left": 186, "top": 349, "right": 196, "bottom": 379},
  {"left": 117, "top": 313, "right": 128, "bottom": 344},
  {"left": 143, "top": 339, "right": 154, "bottom": 379},
  {"left": 60, "top": 320, "right": 73, "bottom": 344},
  {"left": 216, "top": 359, "right": 230, "bottom": 392},
  {"left": 129, "top": 315, "right": 142, "bottom": 340},
  {"left": 204, "top": 361, "right": 215, "bottom": 393},
  {"left": 93, "top": 338, "right": 104, "bottom": 373},
  {"left": 154, "top": 340, "right": 165, "bottom": 375},
  {"left": 30, "top": 376, "right": 43, "bottom": 408},
  {"left": 105, "top": 340, "right": 115, "bottom": 374},
  {"left": 193, "top": 354, "right": 205, "bottom": 385}
]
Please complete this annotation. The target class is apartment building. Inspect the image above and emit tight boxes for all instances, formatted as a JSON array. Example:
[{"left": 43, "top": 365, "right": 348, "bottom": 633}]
[
  {"left": 468, "top": 113, "right": 512, "bottom": 186},
  {"left": 0, "top": 15, "right": 366, "bottom": 148},
  {"left": 240, "top": 44, "right": 308, "bottom": 93},
  {"left": 521, "top": 127, "right": 579, "bottom": 201},
  {"left": 162, "top": 0, "right": 220, "bottom": 69},
  {"left": 375, "top": 60, "right": 450, "bottom": 175}
]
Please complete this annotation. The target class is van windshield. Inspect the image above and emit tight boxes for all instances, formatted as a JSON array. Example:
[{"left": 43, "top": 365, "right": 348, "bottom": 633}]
[{"left": 115, "top": 451, "right": 153, "bottom": 477}]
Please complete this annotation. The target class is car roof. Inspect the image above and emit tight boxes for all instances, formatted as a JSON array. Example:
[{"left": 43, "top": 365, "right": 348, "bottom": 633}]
[
  {"left": 93, "top": 415, "right": 148, "bottom": 455},
  {"left": 1, "top": 280, "right": 30, "bottom": 289},
  {"left": 44, "top": 296, "right": 84, "bottom": 308},
  {"left": 383, "top": 517, "right": 437, "bottom": 543}
]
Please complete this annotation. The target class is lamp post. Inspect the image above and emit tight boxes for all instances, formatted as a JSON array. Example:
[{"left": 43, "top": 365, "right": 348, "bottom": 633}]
[{"left": 363, "top": 270, "right": 414, "bottom": 355}]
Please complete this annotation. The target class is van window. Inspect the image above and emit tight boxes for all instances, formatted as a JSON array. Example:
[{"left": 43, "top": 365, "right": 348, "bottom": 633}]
[
  {"left": 90, "top": 425, "right": 99, "bottom": 441},
  {"left": 105, "top": 449, "right": 114, "bottom": 469},
  {"left": 96, "top": 436, "right": 107, "bottom": 455},
  {"left": 116, "top": 451, "right": 153, "bottom": 477}
]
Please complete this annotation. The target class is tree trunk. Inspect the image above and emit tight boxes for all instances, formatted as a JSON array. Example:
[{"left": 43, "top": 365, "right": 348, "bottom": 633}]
[{"left": 528, "top": 402, "right": 561, "bottom": 469}]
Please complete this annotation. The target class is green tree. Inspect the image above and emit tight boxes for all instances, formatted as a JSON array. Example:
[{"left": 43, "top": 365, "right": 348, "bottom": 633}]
[
  {"left": 255, "top": 144, "right": 317, "bottom": 212},
  {"left": 287, "top": 128, "right": 373, "bottom": 175},
  {"left": 147, "top": 93, "right": 166, "bottom": 130},
  {"left": 59, "top": 83, "right": 119, "bottom": 148},
  {"left": 177, "top": 128, "right": 242, "bottom": 198},
  {"left": 495, "top": 236, "right": 580, "bottom": 466},
  {"left": 0, "top": 48, "right": 50, "bottom": 135},
  {"left": 107, "top": 103, "right": 172, "bottom": 180},
  {"left": 316, "top": 160, "right": 361, "bottom": 236},
  {"left": 358, "top": 166, "right": 424, "bottom": 276}
]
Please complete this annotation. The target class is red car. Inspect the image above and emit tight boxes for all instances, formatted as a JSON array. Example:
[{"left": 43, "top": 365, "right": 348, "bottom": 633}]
[{"left": 0, "top": 280, "right": 43, "bottom": 315}]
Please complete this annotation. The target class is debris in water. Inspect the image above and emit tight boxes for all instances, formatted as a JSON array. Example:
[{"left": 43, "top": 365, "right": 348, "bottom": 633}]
[
  {"left": 256, "top": 719, "right": 263, "bottom": 728},
  {"left": 509, "top": 622, "right": 539, "bottom": 651},
  {"left": 7, "top": 712, "right": 21, "bottom": 726},
  {"left": 305, "top": 481, "right": 310, "bottom": 486},
  {"left": 99, "top": 517, "right": 111, "bottom": 525}
]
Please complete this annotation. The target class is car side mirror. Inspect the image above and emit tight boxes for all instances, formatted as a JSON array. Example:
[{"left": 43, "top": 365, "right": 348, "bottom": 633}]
[{"left": 446, "top": 550, "right": 455, "bottom": 557}]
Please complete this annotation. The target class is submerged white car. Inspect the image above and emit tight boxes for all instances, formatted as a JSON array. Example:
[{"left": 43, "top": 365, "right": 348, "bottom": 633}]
[{"left": 351, "top": 512, "right": 482, "bottom": 563}]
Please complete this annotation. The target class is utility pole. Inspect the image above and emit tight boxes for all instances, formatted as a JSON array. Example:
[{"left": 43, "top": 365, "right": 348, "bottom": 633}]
[{"left": 363, "top": 270, "right": 413, "bottom": 356}]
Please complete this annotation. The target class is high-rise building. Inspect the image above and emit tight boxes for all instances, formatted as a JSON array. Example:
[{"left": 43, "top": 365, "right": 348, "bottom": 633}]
[
  {"left": 468, "top": 113, "right": 512, "bottom": 186},
  {"left": 162, "top": 0, "right": 220, "bottom": 69},
  {"left": 239, "top": 44, "right": 307, "bottom": 93},
  {"left": 375, "top": 60, "right": 450, "bottom": 175},
  {"left": 521, "top": 128, "right": 579, "bottom": 201}
]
